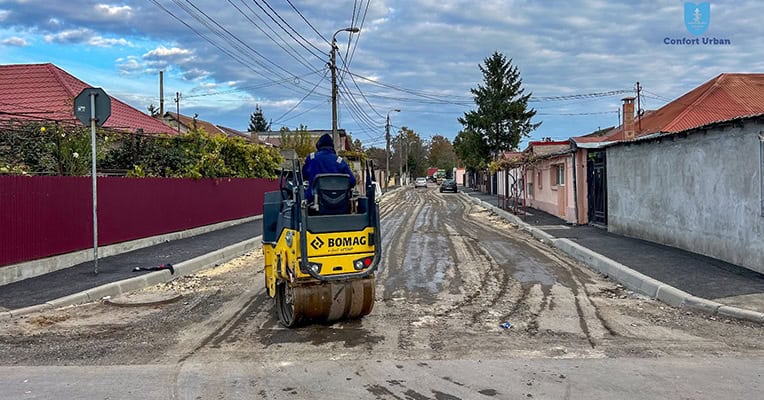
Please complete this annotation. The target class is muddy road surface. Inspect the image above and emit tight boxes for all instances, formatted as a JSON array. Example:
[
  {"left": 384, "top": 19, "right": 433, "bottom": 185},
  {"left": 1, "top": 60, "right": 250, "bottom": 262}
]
[{"left": 1, "top": 186, "right": 762, "bottom": 399}]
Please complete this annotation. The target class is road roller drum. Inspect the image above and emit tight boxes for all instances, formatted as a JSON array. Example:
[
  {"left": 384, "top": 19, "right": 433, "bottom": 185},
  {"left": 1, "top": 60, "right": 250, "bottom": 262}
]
[{"left": 276, "top": 278, "right": 375, "bottom": 327}]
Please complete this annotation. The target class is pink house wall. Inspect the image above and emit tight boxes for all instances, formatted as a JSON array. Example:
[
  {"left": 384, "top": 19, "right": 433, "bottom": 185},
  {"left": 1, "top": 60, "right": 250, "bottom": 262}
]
[
  {"left": 527, "top": 155, "right": 577, "bottom": 223},
  {"left": 574, "top": 150, "right": 590, "bottom": 224}
]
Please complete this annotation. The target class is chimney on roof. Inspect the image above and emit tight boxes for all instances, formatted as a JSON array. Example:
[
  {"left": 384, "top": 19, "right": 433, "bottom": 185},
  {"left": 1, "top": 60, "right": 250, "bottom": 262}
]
[
  {"left": 159, "top": 71, "right": 164, "bottom": 116},
  {"left": 622, "top": 97, "right": 636, "bottom": 139}
]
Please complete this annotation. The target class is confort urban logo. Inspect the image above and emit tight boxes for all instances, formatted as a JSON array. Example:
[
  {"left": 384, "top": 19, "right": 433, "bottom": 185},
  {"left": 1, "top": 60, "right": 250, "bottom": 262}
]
[{"left": 664, "top": 2, "right": 731, "bottom": 46}]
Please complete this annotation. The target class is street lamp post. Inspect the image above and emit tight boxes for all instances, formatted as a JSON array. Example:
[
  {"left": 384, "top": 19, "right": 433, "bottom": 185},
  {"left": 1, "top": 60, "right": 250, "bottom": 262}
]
[
  {"left": 399, "top": 136, "right": 409, "bottom": 186},
  {"left": 330, "top": 27, "right": 360, "bottom": 152},
  {"left": 385, "top": 109, "right": 400, "bottom": 190}
]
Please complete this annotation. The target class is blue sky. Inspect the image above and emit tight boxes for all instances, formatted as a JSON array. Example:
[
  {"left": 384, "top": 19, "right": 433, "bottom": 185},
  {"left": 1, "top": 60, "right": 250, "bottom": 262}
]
[{"left": 1, "top": 0, "right": 762, "bottom": 149}]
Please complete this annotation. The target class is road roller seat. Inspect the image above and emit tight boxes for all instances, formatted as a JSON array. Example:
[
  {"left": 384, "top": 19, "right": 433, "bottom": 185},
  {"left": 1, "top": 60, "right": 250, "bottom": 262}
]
[{"left": 311, "top": 173, "right": 352, "bottom": 215}]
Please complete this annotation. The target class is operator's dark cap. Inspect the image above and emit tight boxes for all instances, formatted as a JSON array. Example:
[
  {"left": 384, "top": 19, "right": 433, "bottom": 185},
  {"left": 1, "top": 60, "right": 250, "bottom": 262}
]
[{"left": 316, "top": 133, "right": 333, "bottom": 149}]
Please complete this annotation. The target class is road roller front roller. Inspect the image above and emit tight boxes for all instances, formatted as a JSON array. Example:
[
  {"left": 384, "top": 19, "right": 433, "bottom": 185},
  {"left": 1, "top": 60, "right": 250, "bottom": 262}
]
[{"left": 262, "top": 160, "right": 381, "bottom": 327}]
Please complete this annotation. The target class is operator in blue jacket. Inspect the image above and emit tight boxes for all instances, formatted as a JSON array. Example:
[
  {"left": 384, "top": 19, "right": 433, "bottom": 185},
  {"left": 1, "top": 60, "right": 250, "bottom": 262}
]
[{"left": 302, "top": 133, "right": 356, "bottom": 201}]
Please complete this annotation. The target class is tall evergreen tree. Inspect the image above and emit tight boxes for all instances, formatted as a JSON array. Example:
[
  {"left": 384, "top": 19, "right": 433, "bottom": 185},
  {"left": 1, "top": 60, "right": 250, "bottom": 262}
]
[
  {"left": 458, "top": 51, "right": 540, "bottom": 158},
  {"left": 248, "top": 104, "right": 271, "bottom": 133},
  {"left": 453, "top": 129, "right": 489, "bottom": 172}
]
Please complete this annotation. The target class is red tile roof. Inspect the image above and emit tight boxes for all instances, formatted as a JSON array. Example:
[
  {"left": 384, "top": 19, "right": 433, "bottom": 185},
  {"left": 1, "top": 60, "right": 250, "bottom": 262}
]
[
  {"left": 0, "top": 63, "right": 176, "bottom": 135},
  {"left": 603, "top": 73, "right": 764, "bottom": 140},
  {"left": 501, "top": 151, "right": 523, "bottom": 159},
  {"left": 216, "top": 125, "right": 252, "bottom": 140},
  {"left": 163, "top": 112, "right": 227, "bottom": 136},
  {"left": 571, "top": 126, "right": 617, "bottom": 143}
]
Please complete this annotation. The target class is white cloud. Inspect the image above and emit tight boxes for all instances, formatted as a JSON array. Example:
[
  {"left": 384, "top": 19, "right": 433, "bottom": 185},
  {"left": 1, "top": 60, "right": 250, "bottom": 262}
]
[
  {"left": 144, "top": 46, "right": 193, "bottom": 58},
  {"left": 88, "top": 36, "right": 131, "bottom": 47},
  {"left": 43, "top": 28, "right": 90, "bottom": 44},
  {"left": 117, "top": 56, "right": 142, "bottom": 75},
  {"left": 1, "top": 36, "right": 29, "bottom": 46},
  {"left": 0, "top": 10, "right": 9, "bottom": 22},
  {"left": 43, "top": 28, "right": 130, "bottom": 47},
  {"left": 183, "top": 68, "right": 209, "bottom": 81},
  {"left": 95, "top": 4, "right": 132, "bottom": 18},
  {"left": 141, "top": 46, "right": 196, "bottom": 71}
]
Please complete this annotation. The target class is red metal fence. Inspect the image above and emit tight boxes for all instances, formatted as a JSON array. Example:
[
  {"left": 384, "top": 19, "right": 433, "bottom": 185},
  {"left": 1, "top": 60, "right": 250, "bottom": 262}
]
[{"left": 0, "top": 176, "right": 278, "bottom": 267}]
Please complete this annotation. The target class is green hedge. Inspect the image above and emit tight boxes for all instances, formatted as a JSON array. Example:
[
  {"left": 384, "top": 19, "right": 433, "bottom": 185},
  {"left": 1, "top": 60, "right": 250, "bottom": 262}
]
[{"left": 0, "top": 121, "right": 282, "bottom": 178}]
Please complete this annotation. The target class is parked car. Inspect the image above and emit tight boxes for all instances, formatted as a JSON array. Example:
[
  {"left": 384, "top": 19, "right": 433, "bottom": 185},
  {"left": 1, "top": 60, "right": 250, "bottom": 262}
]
[
  {"left": 439, "top": 179, "right": 457, "bottom": 193},
  {"left": 414, "top": 177, "right": 428, "bottom": 188}
]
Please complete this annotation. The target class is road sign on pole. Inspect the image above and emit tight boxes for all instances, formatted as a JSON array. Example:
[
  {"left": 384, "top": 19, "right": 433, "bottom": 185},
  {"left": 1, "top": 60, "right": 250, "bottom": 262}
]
[
  {"left": 74, "top": 88, "right": 111, "bottom": 127},
  {"left": 74, "top": 88, "right": 111, "bottom": 274}
]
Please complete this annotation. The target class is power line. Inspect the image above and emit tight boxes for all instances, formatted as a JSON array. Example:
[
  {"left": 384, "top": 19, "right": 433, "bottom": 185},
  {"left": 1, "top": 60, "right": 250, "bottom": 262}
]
[
  {"left": 272, "top": 69, "right": 329, "bottom": 124},
  {"left": 529, "top": 90, "right": 633, "bottom": 102},
  {"left": 337, "top": 56, "right": 383, "bottom": 118},
  {"left": 537, "top": 110, "right": 619, "bottom": 116},
  {"left": 183, "top": 71, "right": 323, "bottom": 98},
  {"left": 344, "top": 0, "right": 359, "bottom": 66},
  {"left": 154, "top": 0, "right": 328, "bottom": 100},
  {"left": 272, "top": 101, "right": 325, "bottom": 126},
  {"left": 345, "top": 0, "right": 370, "bottom": 71},
  {"left": 226, "top": 0, "right": 322, "bottom": 73},
  {"left": 151, "top": 1, "right": 293, "bottom": 90},
  {"left": 337, "top": 76, "right": 384, "bottom": 129},
  {"left": 346, "top": 70, "right": 473, "bottom": 106},
  {"left": 285, "top": 0, "right": 330, "bottom": 46},
  {"left": 255, "top": 0, "right": 328, "bottom": 60}
]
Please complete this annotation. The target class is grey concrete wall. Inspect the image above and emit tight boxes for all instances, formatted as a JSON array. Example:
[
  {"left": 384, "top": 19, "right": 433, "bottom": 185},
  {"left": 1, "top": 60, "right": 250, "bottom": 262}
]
[{"left": 607, "top": 121, "right": 764, "bottom": 274}]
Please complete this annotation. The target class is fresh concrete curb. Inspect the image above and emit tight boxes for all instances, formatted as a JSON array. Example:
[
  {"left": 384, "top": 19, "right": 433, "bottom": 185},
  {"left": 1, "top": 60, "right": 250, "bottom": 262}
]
[
  {"left": 718, "top": 306, "right": 764, "bottom": 323},
  {"left": 683, "top": 296, "right": 722, "bottom": 315},
  {"left": 465, "top": 193, "right": 764, "bottom": 324},
  {"left": 1, "top": 215, "right": 262, "bottom": 287},
  {"left": 3, "top": 236, "right": 261, "bottom": 319}
]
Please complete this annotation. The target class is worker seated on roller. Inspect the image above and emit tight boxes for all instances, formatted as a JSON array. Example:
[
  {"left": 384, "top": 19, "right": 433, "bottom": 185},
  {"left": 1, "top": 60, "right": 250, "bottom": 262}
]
[{"left": 302, "top": 133, "right": 356, "bottom": 214}]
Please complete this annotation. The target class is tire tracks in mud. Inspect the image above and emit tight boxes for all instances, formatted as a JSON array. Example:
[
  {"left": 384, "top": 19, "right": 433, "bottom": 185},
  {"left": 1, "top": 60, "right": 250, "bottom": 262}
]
[
  {"left": 378, "top": 190, "right": 428, "bottom": 301},
  {"left": 371, "top": 188, "right": 617, "bottom": 352},
  {"left": 173, "top": 288, "right": 271, "bottom": 363},
  {"left": 463, "top": 202, "right": 621, "bottom": 345},
  {"left": 380, "top": 189, "right": 516, "bottom": 339}
]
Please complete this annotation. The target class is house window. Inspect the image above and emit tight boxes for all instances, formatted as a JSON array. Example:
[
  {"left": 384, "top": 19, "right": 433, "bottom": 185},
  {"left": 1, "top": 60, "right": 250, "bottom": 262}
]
[
  {"left": 554, "top": 164, "right": 565, "bottom": 186},
  {"left": 537, "top": 171, "right": 542, "bottom": 190}
]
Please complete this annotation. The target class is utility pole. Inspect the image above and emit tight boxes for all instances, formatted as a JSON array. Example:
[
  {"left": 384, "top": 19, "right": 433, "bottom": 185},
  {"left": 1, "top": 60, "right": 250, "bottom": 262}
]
[
  {"left": 159, "top": 70, "right": 164, "bottom": 116},
  {"left": 330, "top": 41, "right": 339, "bottom": 151},
  {"left": 174, "top": 92, "right": 182, "bottom": 133},
  {"left": 636, "top": 81, "right": 642, "bottom": 135},
  {"left": 385, "top": 109, "right": 400, "bottom": 190},
  {"left": 330, "top": 27, "right": 359, "bottom": 152},
  {"left": 399, "top": 138, "right": 404, "bottom": 186}
]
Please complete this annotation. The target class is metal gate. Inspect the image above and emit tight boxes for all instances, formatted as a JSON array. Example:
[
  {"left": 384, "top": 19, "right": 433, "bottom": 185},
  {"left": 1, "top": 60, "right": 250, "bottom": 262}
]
[{"left": 587, "top": 150, "right": 607, "bottom": 225}]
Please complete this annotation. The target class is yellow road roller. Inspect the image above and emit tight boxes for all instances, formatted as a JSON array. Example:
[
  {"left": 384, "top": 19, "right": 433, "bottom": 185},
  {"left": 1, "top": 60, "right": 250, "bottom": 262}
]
[{"left": 262, "top": 160, "right": 380, "bottom": 327}]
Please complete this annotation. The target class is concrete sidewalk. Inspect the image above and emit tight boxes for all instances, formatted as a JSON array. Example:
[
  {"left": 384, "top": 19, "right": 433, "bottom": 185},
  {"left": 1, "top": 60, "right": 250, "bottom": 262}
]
[
  {"left": 0, "top": 188, "right": 404, "bottom": 320},
  {"left": 0, "top": 219, "right": 263, "bottom": 319},
  {"left": 464, "top": 189, "right": 764, "bottom": 323}
]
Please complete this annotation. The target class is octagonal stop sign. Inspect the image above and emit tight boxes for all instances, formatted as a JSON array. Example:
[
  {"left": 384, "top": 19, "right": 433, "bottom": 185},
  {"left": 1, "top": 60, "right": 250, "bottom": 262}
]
[{"left": 74, "top": 87, "right": 111, "bottom": 127}]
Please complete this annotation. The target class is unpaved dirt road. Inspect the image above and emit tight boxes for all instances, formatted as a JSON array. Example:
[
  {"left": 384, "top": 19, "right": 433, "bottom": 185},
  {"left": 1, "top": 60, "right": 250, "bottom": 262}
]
[{"left": 1, "top": 186, "right": 762, "bottom": 399}]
